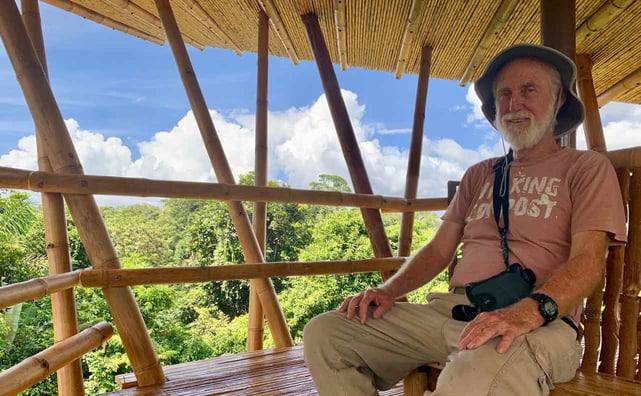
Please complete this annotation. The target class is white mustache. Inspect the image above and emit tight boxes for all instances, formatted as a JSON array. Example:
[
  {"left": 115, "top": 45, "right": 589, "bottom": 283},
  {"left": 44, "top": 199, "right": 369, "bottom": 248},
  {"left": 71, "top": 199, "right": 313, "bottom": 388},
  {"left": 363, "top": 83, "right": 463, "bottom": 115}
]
[{"left": 502, "top": 111, "right": 532, "bottom": 122}]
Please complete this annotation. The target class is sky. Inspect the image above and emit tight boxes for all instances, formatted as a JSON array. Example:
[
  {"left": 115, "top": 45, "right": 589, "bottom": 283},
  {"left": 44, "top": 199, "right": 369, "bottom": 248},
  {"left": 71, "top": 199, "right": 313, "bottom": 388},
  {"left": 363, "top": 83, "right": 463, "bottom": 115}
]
[{"left": 1, "top": 3, "right": 641, "bottom": 207}]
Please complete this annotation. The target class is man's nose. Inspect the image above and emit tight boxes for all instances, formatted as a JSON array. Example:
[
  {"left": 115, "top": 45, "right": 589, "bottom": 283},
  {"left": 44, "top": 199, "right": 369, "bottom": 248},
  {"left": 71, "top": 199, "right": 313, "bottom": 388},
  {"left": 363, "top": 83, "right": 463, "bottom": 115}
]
[{"left": 508, "top": 94, "right": 525, "bottom": 111}]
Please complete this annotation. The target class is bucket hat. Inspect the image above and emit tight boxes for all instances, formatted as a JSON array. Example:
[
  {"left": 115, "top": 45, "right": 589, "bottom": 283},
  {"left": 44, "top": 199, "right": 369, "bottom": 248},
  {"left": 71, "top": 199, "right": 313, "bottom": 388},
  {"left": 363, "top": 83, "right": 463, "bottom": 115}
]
[{"left": 474, "top": 44, "right": 585, "bottom": 138}]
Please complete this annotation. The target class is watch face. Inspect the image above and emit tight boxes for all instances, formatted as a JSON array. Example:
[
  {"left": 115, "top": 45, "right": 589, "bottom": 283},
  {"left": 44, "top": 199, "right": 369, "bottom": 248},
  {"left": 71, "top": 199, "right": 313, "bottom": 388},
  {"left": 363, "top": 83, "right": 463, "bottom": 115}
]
[{"left": 543, "top": 300, "right": 557, "bottom": 316}]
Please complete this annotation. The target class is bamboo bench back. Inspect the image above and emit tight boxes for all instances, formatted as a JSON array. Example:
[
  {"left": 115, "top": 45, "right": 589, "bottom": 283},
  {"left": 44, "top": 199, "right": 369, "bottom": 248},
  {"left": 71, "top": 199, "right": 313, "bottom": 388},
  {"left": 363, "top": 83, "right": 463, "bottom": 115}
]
[{"left": 581, "top": 166, "right": 641, "bottom": 379}]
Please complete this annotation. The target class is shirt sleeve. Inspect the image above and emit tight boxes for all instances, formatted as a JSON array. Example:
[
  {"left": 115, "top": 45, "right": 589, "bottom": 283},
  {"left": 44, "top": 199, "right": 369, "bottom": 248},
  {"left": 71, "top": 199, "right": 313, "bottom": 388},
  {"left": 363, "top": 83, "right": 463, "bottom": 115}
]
[
  {"left": 569, "top": 152, "right": 627, "bottom": 243},
  {"left": 441, "top": 162, "right": 484, "bottom": 226}
]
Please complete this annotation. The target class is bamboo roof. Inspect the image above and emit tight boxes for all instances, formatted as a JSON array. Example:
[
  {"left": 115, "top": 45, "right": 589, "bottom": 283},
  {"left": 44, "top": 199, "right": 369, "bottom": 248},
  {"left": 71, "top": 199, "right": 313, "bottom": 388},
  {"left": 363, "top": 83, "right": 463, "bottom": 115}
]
[{"left": 43, "top": 0, "right": 641, "bottom": 105}]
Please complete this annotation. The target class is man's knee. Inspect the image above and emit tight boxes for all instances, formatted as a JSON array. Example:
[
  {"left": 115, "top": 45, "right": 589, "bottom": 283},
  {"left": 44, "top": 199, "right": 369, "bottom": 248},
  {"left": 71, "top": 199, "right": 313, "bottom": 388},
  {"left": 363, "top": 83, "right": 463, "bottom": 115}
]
[{"left": 304, "top": 310, "right": 344, "bottom": 349}]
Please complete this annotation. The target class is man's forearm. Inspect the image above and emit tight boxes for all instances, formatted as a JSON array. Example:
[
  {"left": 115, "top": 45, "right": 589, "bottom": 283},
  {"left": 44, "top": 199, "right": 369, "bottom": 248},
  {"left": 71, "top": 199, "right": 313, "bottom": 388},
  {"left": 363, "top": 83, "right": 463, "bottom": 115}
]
[
  {"left": 537, "top": 230, "right": 608, "bottom": 316},
  {"left": 381, "top": 243, "right": 453, "bottom": 299}
]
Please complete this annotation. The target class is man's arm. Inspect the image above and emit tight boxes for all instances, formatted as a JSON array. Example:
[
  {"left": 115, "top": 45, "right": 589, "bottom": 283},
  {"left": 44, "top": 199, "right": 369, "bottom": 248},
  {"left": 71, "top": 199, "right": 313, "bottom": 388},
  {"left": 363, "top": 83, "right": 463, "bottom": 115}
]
[
  {"left": 339, "top": 220, "right": 464, "bottom": 324},
  {"left": 458, "top": 229, "right": 608, "bottom": 353}
]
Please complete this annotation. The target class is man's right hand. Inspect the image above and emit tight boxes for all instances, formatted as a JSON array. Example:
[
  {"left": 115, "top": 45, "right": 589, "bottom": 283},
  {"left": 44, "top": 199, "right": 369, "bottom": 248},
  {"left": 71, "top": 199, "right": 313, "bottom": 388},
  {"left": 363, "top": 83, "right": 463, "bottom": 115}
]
[{"left": 337, "top": 287, "right": 396, "bottom": 324}]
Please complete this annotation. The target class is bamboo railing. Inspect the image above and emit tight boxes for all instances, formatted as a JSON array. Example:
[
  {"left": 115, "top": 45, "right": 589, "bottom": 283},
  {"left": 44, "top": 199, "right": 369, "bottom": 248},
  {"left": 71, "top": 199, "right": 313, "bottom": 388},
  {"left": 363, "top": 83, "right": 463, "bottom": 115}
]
[
  {"left": 0, "top": 272, "right": 80, "bottom": 310},
  {"left": 0, "top": 166, "right": 449, "bottom": 212},
  {"left": 0, "top": 322, "right": 113, "bottom": 395}
]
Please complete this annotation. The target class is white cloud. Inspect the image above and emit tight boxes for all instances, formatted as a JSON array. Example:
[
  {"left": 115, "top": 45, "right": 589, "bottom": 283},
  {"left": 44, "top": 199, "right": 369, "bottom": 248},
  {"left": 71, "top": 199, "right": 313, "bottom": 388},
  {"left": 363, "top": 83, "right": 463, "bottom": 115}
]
[
  {"left": 9, "top": 90, "right": 641, "bottom": 208},
  {"left": 465, "top": 83, "right": 487, "bottom": 124},
  {"left": 575, "top": 102, "right": 641, "bottom": 150}
]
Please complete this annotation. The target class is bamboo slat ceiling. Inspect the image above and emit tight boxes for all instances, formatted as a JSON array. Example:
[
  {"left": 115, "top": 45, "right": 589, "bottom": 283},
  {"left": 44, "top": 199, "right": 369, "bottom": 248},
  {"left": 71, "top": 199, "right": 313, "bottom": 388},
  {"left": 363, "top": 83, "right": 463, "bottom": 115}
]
[{"left": 43, "top": 0, "right": 641, "bottom": 105}]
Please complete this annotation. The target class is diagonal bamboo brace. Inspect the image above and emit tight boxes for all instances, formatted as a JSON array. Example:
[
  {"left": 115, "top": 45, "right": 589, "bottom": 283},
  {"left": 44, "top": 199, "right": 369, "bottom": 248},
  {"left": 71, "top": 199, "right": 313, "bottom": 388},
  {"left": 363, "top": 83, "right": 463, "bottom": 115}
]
[
  {"left": 0, "top": 1, "right": 164, "bottom": 386},
  {"left": 154, "top": 0, "right": 293, "bottom": 347}
]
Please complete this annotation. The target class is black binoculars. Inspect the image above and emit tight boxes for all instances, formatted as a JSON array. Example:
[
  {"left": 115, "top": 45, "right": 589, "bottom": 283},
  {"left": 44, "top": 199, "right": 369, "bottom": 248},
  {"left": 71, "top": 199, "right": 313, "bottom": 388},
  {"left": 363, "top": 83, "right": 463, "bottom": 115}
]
[{"left": 451, "top": 263, "right": 536, "bottom": 322}]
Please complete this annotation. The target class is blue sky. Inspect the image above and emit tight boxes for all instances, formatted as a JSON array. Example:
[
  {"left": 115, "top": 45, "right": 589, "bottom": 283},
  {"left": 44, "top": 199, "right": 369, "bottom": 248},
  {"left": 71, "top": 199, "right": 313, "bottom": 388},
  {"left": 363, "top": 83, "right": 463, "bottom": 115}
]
[{"left": 1, "top": 3, "right": 641, "bottom": 206}]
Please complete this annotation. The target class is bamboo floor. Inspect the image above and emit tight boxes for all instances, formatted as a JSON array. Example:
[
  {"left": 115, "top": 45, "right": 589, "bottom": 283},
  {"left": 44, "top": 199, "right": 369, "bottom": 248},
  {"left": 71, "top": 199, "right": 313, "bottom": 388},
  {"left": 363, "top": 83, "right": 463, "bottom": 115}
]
[
  {"left": 103, "top": 343, "right": 641, "bottom": 395},
  {"left": 103, "top": 344, "right": 404, "bottom": 395}
]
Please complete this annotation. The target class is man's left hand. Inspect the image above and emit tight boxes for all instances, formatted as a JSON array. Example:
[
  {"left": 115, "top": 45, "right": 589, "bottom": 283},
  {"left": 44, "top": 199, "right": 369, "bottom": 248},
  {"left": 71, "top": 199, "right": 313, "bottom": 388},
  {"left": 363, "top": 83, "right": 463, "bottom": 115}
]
[{"left": 457, "top": 298, "right": 544, "bottom": 353}]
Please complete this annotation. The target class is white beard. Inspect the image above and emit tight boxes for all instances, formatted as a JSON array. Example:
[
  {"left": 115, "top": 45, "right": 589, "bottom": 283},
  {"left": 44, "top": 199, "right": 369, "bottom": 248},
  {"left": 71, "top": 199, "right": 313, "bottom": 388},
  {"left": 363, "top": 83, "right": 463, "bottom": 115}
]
[{"left": 494, "top": 106, "right": 555, "bottom": 150}]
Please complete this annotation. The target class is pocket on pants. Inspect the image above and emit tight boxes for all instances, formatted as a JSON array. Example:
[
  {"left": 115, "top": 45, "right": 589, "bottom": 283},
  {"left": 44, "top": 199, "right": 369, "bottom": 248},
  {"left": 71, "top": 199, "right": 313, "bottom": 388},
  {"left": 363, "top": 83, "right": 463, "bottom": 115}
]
[{"left": 524, "top": 321, "right": 582, "bottom": 387}]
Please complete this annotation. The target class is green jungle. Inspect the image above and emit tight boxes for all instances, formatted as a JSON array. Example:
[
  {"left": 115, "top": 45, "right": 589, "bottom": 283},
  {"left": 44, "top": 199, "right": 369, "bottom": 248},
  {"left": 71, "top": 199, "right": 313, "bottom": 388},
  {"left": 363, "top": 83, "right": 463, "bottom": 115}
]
[{"left": 0, "top": 173, "right": 448, "bottom": 394}]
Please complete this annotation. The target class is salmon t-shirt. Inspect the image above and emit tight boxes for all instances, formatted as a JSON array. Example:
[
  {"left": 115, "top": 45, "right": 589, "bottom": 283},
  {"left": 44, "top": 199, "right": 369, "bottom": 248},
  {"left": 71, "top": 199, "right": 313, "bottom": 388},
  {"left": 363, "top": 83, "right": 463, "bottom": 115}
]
[{"left": 442, "top": 147, "right": 627, "bottom": 322}]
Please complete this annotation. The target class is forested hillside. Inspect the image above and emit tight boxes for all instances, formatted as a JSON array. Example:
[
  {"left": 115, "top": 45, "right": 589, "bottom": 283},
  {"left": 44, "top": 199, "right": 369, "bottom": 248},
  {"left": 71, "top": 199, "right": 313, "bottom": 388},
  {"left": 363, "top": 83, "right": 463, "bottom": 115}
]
[{"left": 0, "top": 174, "right": 447, "bottom": 394}]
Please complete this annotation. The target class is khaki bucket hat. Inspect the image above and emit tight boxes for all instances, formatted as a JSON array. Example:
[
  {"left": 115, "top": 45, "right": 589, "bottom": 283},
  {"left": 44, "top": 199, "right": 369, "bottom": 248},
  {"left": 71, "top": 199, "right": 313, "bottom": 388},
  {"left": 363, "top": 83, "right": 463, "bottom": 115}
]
[{"left": 474, "top": 44, "right": 585, "bottom": 138}]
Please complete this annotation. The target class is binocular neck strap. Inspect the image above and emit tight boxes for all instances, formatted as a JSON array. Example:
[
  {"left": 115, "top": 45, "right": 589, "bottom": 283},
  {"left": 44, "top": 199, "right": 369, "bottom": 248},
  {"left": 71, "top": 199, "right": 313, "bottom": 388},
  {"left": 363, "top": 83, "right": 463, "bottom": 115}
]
[{"left": 492, "top": 149, "right": 513, "bottom": 269}]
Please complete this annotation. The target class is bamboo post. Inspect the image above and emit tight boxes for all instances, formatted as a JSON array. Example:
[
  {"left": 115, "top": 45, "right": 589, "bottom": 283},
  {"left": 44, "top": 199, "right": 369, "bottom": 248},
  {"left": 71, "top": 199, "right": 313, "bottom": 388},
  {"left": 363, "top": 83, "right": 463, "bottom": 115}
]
[
  {"left": 0, "top": 165, "right": 451, "bottom": 212},
  {"left": 247, "top": 9, "right": 269, "bottom": 352},
  {"left": 21, "top": 1, "right": 84, "bottom": 393},
  {"left": 398, "top": 46, "right": 431, "bottom": 257},
  {"left": 0, "top": 322, "right": 113, "bottom": 395},
  {"left": 0, "top": 2, "right": 164, "bottom": 386},
  {"left": 617, "top": 168, "right": 641, "bottom": 379},
  {"left": 153, "top": 0, "right": 293, "bottom": 348},
  {"left": 540, "top": 0, "right": 576, "bottom": 148},
  {"left": 582, "top": 275, "right": 605, "bottom": 372},
  {"left": 576, "top": 54, "right": 607, "bottom": 152},
  {"left": 600, "top": 168, "right": 629, "bottom": 374},
  {"left": 301, "top": 13, "right": 395, "bottom": 280}
]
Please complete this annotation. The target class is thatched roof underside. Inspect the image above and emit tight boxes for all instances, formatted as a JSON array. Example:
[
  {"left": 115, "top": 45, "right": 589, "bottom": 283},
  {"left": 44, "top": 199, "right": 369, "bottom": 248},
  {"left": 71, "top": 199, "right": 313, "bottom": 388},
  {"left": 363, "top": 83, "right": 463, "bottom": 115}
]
[{"left": 44, "top": 0, "right": 641, "bottom": 105}]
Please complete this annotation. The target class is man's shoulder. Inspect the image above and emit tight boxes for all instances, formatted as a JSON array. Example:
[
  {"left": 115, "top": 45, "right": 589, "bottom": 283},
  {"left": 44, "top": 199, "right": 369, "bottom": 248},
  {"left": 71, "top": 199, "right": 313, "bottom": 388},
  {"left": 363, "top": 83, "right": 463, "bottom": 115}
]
[
  {"left": 560, "top": 147, "right": 612, "bottom": 168},
  {"left": 466, "top": 157, "right": 498, "bottom": 174}
]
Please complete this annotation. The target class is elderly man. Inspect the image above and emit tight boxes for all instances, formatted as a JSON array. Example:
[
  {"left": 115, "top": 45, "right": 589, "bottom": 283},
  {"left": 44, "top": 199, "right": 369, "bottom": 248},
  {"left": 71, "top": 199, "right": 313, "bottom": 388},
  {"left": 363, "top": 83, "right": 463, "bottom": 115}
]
[{"left": 303, "top": 44, "right": 627, "bottom": 396}]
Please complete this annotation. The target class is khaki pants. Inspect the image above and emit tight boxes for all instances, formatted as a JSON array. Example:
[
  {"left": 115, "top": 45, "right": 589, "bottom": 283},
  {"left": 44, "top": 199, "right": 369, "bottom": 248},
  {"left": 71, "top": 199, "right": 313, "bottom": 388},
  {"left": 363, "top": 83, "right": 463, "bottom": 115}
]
[{"left": 303, "top": 293, "right": 581, "bottom": 396}]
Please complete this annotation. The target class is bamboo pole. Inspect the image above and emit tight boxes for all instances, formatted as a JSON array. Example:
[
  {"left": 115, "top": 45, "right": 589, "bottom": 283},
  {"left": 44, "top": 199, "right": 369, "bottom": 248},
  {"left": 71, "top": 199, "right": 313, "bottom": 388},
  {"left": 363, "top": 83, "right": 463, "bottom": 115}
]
[
  {"left": 394, "top": 0, "right": 428, "bottom": 79},
  {"left": 21, "top": 2, "right": 84, "bottom": 393},
  {"left": 154, "top": 0, "right": 293, "bottom": 348},
  {"left": 582, "top": 275, "right": 605, "bottom": 372},
  {"left": 617, "top": 168, "right": 641, "bottom": 379},
  {"left": 0, "top": 2, "right": 164, "bottom": 386},
  {"left": 80, "top": 258, "right": 407, "bottom": 288},
  {"left": 597, "top": 65, "right": 641, "bottom": 107},
  {"left": 108, "top": 0, "right": 162, "bottom": 26},
  {"left": 540, "top": 0, "right": 576, "bottom": 148},
  {"left": 247, "top": 9, "right": 269, "bottom": 352},
  {"left": 302, "top": 13, "right": 395, "bottom": 281},
  {"left": 398, "top": 46, "right": 431, "bottom": 258},
  {"left": 257, "top": 0, "right": 299, "bottom": 65},
  {"left": 177, "top": 0, "right": 242, "bottom": 54},
  {"left": 576, "top": 54, "right": 607, "bottom": 152},
  {"left": 576, "top": 0, "right": 636, "bottom": 48},
  {"left": 41, "top": 0, "right": 164, "bottom": 45},
  {"left": 459, "top": 0, "right": 519, "bottom": 86},
  {"left": 605, "top": 147, "right": 641, "bottom": 169},
  {"left": 334, "top": 0, "right": 347, "bottom": 71},
  {"left": 0, "top": 322, "right": 113, "bottom": 396},
  {"left": 600, "top": 168, "right": 629, "bottom": 374},
  {"left": 0, "top": 166, "right": 451, "bottom": 212},
  {"left": 0, "top": 271, "right": 80, "bottom": 310},
  {"left": 600, "top": 246, "right": 626, "bottom": 374}
]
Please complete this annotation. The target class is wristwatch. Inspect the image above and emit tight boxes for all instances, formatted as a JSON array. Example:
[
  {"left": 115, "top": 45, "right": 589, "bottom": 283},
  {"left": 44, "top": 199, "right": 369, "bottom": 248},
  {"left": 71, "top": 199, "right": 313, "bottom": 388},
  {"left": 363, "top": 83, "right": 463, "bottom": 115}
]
[{"left": 530, "top": 293, "right": 558, "bottom": 325}]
